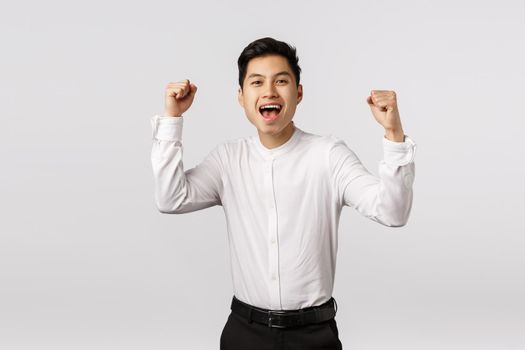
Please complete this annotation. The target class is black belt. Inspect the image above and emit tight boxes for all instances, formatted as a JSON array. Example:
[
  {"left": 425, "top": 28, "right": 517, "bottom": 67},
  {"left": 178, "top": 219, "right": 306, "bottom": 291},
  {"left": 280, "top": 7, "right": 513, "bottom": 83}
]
[{"left": 230, "top": 295, "right": 338, "bottom": 328}]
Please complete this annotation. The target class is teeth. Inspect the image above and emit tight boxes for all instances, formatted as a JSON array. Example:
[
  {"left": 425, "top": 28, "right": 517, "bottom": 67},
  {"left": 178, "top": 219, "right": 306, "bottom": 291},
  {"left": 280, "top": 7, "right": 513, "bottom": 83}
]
[{"left": 260, "top": 104, "right": 281, "bottom": 110}]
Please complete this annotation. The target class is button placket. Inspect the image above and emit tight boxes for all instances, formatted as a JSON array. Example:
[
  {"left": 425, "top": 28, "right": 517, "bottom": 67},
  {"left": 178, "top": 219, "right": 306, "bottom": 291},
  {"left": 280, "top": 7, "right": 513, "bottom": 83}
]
[{"left": 266, "top": 157, "right": 281, "bottom": 309}]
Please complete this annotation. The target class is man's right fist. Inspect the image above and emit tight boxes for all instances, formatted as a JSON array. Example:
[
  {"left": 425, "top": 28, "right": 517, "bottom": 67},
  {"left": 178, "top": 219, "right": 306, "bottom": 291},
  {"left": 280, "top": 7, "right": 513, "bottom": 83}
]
[{"left": 164, "top": 79, "right": 198, "bottom": 117}]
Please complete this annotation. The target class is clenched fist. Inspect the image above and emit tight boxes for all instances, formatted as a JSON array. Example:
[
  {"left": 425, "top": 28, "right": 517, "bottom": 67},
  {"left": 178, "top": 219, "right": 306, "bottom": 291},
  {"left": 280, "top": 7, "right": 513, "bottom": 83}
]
[
  {"left": 366, "top": 90, "right": 405, "bottom": 142},
  {"left": 164, "top": 79, "right": 198, "bottom": 117}
]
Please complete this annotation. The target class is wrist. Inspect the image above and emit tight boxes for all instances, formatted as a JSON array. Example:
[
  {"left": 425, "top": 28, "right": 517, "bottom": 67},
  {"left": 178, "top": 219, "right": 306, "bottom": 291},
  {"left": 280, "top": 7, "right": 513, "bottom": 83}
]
[
  {"left": 384, "top": 129, "right": 405, "bottom": 142},
  {"left": 164, "top": 111, "right": 182, "bottom": 118}
]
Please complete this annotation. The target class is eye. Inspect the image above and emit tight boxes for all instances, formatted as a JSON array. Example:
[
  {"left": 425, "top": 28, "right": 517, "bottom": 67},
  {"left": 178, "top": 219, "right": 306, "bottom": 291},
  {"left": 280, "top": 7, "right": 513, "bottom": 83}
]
[
  {"left": 251, "top": 81, "right": 262, "bottom": 86},
  {"left": 277, "top": 79, "right": 288, "bottom": 84}
]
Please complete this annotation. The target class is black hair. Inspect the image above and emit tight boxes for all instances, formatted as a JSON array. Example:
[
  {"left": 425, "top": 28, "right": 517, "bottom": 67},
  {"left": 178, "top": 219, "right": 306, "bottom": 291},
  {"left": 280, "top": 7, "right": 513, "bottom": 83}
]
[{"left": 237, "top": 37, "right": 301, "bottom": 90}]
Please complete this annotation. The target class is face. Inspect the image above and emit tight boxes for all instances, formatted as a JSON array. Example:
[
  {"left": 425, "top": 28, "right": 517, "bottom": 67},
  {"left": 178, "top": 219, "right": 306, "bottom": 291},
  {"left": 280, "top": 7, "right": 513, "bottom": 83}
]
[{"left": 238, "top": 54, "right": 303, "bottom": 137}]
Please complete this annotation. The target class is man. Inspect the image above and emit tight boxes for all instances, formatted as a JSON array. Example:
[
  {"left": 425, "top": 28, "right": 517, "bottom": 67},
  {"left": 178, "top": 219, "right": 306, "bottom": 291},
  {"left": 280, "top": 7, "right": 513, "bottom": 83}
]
[{"left": 150, "top": 37, "right": 416, "bottom": 349}]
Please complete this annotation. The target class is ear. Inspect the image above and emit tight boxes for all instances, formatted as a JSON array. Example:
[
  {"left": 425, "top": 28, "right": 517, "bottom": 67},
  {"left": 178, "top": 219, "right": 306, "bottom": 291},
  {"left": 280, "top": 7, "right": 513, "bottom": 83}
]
[
  {"left": 237, "top": 86, "right": 244, "bottom": 107},
  {"left": 296, "top": 84, "right": 303, "bottom": 104}
]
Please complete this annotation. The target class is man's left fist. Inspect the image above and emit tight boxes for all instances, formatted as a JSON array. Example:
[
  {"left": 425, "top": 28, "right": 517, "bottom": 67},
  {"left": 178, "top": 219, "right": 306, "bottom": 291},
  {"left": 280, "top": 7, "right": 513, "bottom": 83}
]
[{"left": 366, "top": 90, "right": 404, "bottom": 139}]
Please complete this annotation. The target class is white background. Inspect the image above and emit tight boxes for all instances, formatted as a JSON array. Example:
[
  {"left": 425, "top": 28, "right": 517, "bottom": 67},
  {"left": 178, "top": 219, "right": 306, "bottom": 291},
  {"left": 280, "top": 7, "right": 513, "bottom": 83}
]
[{"left": 1, "top": 0, "right": 524, "bottom": 349}]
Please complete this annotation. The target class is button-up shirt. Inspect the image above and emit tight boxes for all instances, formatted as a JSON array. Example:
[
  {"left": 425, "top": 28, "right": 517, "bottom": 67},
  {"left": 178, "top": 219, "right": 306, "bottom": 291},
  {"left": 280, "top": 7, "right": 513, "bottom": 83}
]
[{"left": 150, "top": 114, "right": 417, "bottom": 310}]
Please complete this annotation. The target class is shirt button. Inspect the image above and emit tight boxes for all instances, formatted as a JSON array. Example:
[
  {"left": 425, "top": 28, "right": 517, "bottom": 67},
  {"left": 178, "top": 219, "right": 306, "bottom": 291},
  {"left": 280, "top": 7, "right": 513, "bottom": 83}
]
[
  {"left": 271, "top": 273, "right": 277, "bottom": 280},
  {"left": 271, "top": 237, "right": 276, "bottom": 244}
]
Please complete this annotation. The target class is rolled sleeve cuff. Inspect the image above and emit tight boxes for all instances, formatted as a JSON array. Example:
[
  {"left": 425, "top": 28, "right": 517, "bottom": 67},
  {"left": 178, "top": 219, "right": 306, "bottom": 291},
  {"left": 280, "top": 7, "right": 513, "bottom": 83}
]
[
  {"left": 151, "top": 114, "right": 183, "bottom": 141},
  {"left": 382, "top": 135, "right": 417, "bottom": 166}
]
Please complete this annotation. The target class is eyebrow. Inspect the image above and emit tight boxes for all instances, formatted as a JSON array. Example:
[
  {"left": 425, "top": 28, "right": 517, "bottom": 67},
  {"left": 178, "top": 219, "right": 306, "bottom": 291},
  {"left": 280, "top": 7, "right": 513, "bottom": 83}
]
[{"left": 247, "top": 71, "right": 293, "bottom": 79}]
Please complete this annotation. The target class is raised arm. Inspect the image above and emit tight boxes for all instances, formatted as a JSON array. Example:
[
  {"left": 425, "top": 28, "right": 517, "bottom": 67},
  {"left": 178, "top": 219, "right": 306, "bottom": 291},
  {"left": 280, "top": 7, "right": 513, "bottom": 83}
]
[
  {"left": 329, "top": 89, "right": 417, "bottom": 227},
  {"left": 150, "top": 80, "right": 223, "bottom": 214}
]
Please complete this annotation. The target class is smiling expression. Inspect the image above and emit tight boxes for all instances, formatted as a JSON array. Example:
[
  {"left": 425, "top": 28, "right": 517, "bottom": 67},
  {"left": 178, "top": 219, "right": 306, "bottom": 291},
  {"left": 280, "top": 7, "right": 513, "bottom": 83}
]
[{"left": 238, "top": 54, "right": 303, "bottom": 139}]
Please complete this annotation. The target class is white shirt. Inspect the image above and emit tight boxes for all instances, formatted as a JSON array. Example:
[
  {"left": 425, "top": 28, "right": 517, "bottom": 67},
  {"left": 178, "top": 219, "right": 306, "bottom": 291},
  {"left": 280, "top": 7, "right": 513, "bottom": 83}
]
[{"left": 150, "top": 114, "right": 417, "bottom": 310}]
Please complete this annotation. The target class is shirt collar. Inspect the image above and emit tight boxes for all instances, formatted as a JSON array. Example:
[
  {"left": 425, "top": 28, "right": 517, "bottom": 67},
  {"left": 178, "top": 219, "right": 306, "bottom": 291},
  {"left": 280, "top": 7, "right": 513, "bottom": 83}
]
[{"left": 252, "top": 123, "right": 303, "bottom": 159}]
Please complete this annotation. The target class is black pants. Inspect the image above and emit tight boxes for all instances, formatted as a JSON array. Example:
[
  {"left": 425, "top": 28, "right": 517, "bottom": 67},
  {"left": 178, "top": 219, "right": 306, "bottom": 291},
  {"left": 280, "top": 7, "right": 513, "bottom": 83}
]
[{"left": 220, "top": 309, "right": 343, "bottom": 350}]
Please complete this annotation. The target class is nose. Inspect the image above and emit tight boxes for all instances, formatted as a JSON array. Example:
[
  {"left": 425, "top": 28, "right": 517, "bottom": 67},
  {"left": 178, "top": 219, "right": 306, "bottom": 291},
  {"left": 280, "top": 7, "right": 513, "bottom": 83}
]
[{"left": 262, "top": 82, "right": 279, "bottom": 99}]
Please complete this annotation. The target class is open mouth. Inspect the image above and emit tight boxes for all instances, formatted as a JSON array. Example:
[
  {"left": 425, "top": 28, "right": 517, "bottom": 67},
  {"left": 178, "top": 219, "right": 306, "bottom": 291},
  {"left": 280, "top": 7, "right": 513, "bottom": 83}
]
[{"left": 258, "top": 103, "right": 282, "bottom": 121}]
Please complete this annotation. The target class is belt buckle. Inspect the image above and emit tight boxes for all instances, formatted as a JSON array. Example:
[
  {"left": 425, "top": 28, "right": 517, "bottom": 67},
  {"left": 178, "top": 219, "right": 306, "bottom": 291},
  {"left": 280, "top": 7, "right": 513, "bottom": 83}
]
[{"left": 267, "top": 310, "right": 287, "bottom": 328}]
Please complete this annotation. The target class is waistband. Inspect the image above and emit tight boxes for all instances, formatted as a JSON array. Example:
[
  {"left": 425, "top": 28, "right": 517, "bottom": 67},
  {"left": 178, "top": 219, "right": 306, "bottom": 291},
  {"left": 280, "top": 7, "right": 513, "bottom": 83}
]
[{"left": 230, "top": 296, "right": 338, "bottom": 328}]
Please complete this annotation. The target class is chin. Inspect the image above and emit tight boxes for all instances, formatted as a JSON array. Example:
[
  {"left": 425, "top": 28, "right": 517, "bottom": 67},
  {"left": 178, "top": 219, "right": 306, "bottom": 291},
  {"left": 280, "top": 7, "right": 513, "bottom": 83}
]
[{"left": 258, "top": 120, "right": 286, "bottom": 132}]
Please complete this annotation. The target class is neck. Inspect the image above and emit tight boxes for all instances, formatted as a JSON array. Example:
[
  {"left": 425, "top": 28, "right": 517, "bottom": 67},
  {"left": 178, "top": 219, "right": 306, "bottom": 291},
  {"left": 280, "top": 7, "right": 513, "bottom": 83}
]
[{"left": 258, "top": 121, "right": 296, "bottom": 149}]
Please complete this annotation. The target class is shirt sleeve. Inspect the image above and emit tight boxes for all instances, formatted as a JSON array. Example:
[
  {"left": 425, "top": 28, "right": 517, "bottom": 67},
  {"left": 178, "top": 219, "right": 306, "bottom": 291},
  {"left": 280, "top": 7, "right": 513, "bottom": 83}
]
[
  {"left": 328, "top": 134, "right": 417, "bottom": 227},
  {"left": 150, "top": 114, "right": 223, "bottom": 214}
]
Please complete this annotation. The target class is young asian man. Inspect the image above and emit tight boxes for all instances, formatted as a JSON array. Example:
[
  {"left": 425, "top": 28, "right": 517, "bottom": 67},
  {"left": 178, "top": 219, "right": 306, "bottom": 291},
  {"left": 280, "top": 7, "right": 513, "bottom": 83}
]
[{"left": 150, "top": 37, "right": 417, "bottom": 350}]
